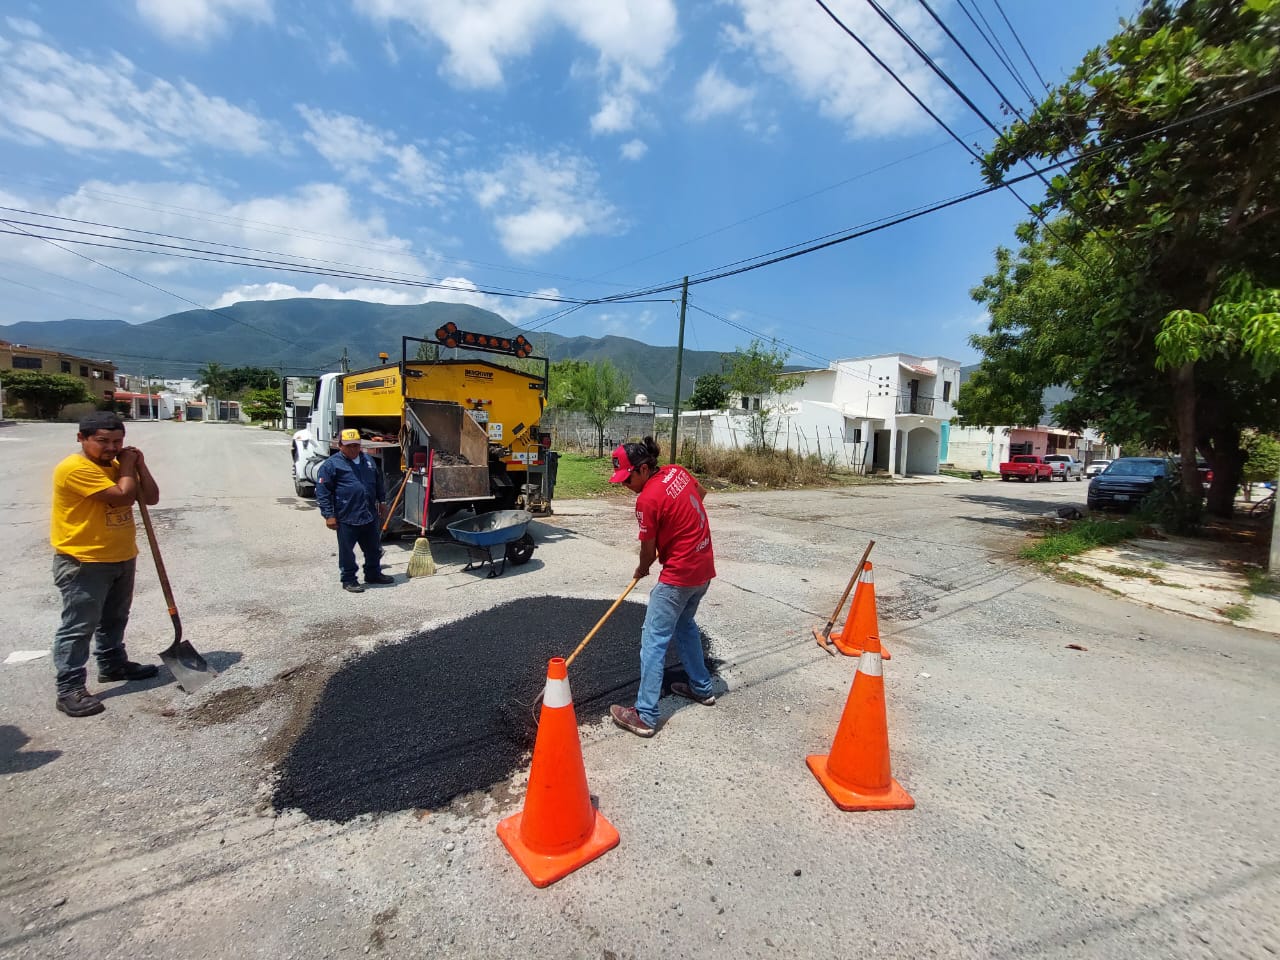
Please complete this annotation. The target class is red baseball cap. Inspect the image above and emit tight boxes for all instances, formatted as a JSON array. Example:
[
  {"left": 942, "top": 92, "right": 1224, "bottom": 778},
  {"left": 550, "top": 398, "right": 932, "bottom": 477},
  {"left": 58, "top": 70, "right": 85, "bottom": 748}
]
[{"left": 608, "top": 444, "right": 635, "bottom": 483}]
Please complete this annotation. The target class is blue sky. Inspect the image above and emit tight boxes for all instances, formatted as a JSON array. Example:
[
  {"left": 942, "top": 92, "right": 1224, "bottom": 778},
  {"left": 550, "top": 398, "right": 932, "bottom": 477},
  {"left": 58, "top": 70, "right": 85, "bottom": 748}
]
[{"left": 0, "top": 0, "right": 1137, "bottom": 369}]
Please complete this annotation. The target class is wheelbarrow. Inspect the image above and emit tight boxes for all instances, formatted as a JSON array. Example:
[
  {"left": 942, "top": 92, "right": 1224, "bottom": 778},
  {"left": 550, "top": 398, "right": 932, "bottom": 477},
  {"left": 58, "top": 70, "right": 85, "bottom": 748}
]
[{"left": 446, "top": 510, "right": 536, "bottom": 578}]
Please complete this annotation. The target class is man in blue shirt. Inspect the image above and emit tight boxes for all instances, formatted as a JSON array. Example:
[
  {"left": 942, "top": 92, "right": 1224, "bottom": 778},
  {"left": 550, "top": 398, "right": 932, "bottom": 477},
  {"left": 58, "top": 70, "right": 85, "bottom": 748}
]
[{"left": 316, "top": 429, "right": 394, "bottom": 593}]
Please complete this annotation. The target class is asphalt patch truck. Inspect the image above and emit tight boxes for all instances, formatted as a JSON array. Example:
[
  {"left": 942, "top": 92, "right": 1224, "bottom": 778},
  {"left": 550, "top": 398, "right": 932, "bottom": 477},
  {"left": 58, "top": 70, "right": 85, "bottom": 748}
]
[{"left": 291, "top": 328, "right": 557, "bottom": 558}]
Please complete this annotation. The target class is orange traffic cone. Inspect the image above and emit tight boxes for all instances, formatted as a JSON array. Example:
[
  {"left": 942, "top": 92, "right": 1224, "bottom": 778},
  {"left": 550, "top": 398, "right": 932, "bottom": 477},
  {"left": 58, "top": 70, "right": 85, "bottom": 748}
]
[
  {"left": 497, "top": 658, "right": 620, "bottom": 887},
  {"left": 806, "top": 633, "right": 914, "bottom": 811},
  {"left": 828, "top": 562, "right": 892, "bottom": 660}
]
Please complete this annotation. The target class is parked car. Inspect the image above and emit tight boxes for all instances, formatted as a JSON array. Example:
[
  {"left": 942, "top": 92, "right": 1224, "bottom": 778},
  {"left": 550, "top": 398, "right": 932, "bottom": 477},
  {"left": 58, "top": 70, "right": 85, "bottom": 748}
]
[
  {"left": 1084, "top": 458, "right": 1113, "bottom": 478},
  {"left": 999, "top": 455, "right": 1054, "bottom": 482},
  {"left": 1043, "top": 454, "right": 1084, "bottom": 481},
  {"left": 1087, "top": 457, "right": 1171, "bottom": 511}
]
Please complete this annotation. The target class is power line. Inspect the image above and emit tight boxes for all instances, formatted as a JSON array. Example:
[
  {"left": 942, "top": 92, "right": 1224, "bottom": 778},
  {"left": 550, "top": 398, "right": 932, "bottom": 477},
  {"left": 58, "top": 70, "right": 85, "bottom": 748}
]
[
  {"left": 955, "top": 0, "right": 1036, "bottom": 107},
  {"left": 990, "top": 0, "right": 1051, "bottom": 95},
  {"left": 591, "top": 82, "right": 1280, "bottom": 304},
  {"left": 916, "top": 0, "right": 1028, "bottom": 122}
]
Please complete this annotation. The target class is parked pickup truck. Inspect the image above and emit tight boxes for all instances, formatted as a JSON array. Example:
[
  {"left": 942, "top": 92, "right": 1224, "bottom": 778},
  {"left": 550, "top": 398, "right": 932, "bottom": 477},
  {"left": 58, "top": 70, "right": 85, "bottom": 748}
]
[
  {"left": 1042, "top": 454, "right": 1085, "bottom": 481},
  {"left": 999, "top": 455, "right": 1054, "bottom": 482}
]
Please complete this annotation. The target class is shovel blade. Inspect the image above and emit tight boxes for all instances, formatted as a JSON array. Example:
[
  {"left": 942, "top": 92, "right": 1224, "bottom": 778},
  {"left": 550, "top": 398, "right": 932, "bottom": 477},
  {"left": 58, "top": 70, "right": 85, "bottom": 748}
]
[{"left": 160, "top": 640, "right": 216, "bottom": 694}]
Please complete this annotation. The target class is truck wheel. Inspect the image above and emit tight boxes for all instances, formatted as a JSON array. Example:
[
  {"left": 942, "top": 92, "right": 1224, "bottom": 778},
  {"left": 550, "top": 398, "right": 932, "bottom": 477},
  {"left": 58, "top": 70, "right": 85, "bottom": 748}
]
[
  {"left": 506, "top": 533, "right": 535, "bottom": 566},
  {"left": 1031, "top": 472, "right": 1038, "bottom": 483}
]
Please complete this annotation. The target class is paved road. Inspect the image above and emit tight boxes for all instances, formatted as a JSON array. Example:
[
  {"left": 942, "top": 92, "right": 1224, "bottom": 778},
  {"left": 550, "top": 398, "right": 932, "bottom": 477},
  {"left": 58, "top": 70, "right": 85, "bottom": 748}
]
[{"left": 1, "top": 421, "right": 1276, "bottom": 959}]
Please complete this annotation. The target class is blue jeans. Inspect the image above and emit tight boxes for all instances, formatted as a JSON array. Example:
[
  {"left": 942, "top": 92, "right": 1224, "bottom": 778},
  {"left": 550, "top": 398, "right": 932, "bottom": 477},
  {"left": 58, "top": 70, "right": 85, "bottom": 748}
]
[
  {"left": 52, "top": 554, "right": 136, "bottom": 694},
  {"left": 635, "top": 580, "right": 714, "bottom": 727},
  {"left": 336, "top": 520, "right": 383, "bottom": 584}
]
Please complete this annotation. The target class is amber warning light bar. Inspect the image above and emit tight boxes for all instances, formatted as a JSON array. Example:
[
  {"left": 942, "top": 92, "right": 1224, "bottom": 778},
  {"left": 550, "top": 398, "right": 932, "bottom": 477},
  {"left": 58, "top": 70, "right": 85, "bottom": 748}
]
[{"left": 436, "top": 322, "right": 533, "bottom": 359}]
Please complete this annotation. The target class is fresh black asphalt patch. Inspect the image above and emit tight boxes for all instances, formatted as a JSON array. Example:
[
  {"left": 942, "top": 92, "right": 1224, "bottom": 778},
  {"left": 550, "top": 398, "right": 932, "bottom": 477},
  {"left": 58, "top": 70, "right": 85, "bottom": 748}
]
[{"left": 273, "top": 596, "right": 723, "bottom": 822}]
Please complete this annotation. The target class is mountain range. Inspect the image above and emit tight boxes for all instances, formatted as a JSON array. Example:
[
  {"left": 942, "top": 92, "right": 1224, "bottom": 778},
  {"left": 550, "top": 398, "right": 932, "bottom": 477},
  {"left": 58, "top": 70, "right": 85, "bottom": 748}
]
[{"left": 0, "top": 299, "right": 739, "bottom": 406}]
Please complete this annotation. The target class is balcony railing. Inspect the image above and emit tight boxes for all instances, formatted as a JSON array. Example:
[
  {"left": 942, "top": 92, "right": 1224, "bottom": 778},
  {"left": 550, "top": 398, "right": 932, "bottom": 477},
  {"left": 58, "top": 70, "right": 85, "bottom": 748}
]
[{"left": 896, "top": 394, "right": 936, "bottom": 416}]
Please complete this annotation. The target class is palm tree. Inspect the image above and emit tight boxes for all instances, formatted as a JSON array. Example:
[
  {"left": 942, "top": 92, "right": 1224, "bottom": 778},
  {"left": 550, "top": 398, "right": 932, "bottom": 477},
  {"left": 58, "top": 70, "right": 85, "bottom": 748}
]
[{"left": 197, "top": 361, "right": 228, "bottom": 398}]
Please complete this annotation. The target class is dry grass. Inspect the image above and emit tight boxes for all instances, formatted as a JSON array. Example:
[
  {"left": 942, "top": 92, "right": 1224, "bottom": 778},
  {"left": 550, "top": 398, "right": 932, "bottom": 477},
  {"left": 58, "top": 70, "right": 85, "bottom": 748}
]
[{"left": 673, "top": 439, "right": 861, "bottom": 489}]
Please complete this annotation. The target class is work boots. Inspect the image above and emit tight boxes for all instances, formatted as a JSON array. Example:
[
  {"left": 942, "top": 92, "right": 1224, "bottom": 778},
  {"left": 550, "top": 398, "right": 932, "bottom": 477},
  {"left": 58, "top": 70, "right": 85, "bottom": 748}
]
[
  {"left": 97, "top": 661, "right": 160, "bottom": 683},
  {"left": 56, "top": 688, "right": 105, "bottom": 718}
]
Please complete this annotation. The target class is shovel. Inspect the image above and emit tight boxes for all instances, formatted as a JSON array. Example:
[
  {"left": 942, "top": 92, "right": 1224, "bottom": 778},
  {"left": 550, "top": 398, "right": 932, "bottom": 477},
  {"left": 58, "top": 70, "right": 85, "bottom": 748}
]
[
  {"left": 528, "top": 577, "right": 641, "bottom": 721},
  {"left": 814, "top": 539, "right": 875, "bottom": 655},
  {"left": 136, "top": 496, "right": 216, "bottom": 693}
]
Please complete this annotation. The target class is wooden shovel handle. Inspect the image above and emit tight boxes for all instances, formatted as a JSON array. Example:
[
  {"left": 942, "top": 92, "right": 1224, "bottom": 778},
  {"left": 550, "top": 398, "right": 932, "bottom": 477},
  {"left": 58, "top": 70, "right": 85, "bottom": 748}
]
[
  {"left": 820, "top": 540, "right": 875, "bottom": 639},
  {"left": 566, "top": 578, "right": 641, "bottom": 667}
]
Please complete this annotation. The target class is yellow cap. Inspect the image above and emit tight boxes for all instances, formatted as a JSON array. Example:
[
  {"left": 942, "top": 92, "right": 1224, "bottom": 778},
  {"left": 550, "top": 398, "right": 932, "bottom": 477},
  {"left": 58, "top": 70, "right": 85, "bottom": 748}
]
[{"left": 339, "top": 428, "right": 361, "bottom": 443}]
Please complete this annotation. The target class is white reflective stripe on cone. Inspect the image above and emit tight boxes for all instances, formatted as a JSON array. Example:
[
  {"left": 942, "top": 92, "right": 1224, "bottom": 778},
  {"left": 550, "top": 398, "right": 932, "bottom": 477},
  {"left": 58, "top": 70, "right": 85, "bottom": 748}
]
[
  {"left": 863, "top": 568, "right": 875, "bottom": 584},
  {"left": 543, "top": 677, "right": 572, "bottom": 709},
  {"left": 857, "top": 651, "right": 883, "bottom": 677}
]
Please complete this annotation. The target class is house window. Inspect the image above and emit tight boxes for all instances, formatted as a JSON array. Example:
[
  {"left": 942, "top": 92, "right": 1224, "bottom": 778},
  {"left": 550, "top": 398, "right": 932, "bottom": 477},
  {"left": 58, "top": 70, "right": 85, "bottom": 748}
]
[
  {"left": 13, "top": 356, "right": 41, "bottom": 369},
  {"left": 943, "top": 381, "right": 952, "bottom": 402},
  {"left": 60, "top": 360, "right": 72, "bottom": 373},
  {"left": 80, "top": 365, "right": 89, "bottom": 377},
  {"left": 845, "top": 426, "right": 862, "bottom": 444},
  {"left": 741, "top": 396, "right": 750, "bottom": 410}
]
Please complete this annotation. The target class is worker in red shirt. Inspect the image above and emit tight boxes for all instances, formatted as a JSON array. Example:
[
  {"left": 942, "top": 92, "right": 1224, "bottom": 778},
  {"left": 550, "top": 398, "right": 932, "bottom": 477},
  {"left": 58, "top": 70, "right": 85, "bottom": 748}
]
[{"left": 607, "top": 437, "right": 717, "bottom": 737}]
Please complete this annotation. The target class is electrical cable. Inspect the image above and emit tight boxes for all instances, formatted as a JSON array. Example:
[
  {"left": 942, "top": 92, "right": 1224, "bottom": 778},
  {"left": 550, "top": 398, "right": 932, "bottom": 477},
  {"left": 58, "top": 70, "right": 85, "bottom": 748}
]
[
  {"left": 956, "top": 0, "right": 1036, "bottom": 107},
  {"left": 991, "top": 0, "right": 1051, "bottom": 95}
]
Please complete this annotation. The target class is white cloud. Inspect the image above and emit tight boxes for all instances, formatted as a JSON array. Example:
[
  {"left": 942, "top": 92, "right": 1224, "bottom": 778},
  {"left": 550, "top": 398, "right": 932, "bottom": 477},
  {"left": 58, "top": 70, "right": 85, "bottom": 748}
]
[
  {"left": 354, "top": 0, "right": 677, "bottom": 134},
  {"left": 466, "top": 151, "right": 620, "bottom": 257},
  {"left": 297, "top": 106, "right": 449, "bottom": 205},
  {"left": 208, "top": 277, "right": 559, "bottom": 322},
  {"left": 0, "top": 31, "right": 273, "bottom": 157},
  {"left": 688, "top": 66, "right": 753, "bottom": 122},
  {"left": 325, "top": 40, "right": 352, "bottom": 67},
  {"left": 0, "top": 179, "right": 559, "bottom": 324},
  {"left": 5, "top": 17, "right": 43, "bottom": 38},
  {"left": 724, "top": 0, "right": 949, "bottom": 138},
  {"left": 620, "top": 139, "right": 647, "bottom": 161},
  {"left": 135, "top": 0, "right": 273, "bottom": 43}
]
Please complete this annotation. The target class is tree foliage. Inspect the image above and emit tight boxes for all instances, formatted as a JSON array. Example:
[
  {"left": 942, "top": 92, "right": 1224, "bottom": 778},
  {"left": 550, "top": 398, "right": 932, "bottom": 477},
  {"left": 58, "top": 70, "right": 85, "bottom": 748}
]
[
  {"left": 242, "top": 387, "right": 282, "bottom": 423},
  {"left": 562, "top": 360, "right": 631, "bottom": 456},
  {"left": 688, "top": 372, "right": 729, "bottom": 411},
  {"left": 971, "top": 0, "right": 1280, "bottom": 516},
  {"left": 1, "top": 370, "right": 93, "bottom": 419},
  {"left": 723, "top": 340, "right": 804, "bottom": 453}
]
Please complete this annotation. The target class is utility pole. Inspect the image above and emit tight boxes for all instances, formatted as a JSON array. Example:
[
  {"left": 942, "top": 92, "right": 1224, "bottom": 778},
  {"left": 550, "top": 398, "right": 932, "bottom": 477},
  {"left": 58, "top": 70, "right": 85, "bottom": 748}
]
[
  {"left": 669, "top": 277, "right": 689, "bottom": 464},
  {"left": 279, "top": 364, "right": 287, "bottom": 429},
  {"left": 341, "top": 349, "right": 350, "bottom": 374}
]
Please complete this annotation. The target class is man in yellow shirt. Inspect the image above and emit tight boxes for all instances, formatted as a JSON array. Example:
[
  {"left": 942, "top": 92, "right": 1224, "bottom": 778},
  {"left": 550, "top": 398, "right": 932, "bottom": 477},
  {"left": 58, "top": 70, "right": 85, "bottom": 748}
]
[{"left": 51, "top": 412, "right": 161, "bottom": 717}]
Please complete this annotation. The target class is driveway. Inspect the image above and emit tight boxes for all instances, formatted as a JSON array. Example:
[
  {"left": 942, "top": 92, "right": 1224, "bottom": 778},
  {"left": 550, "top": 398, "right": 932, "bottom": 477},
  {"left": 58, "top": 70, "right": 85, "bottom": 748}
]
[{"left": 1, "top": 422, "right": 1276, "bottom": 959}]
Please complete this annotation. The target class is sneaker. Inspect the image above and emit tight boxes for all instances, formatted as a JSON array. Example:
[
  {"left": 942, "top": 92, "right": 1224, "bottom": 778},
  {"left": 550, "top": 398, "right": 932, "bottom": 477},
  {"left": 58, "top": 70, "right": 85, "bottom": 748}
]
[
  {"left": 610, "top": 705, "right": 655, "bottom": 738},
  {"left": 670, "top": 681, "right": 716, "bottom": 706},
  {"left": 343, "top": 582, "right": 365, "bottom": 593},
  {"left": 97, "top": 661, "right": 159, "bottom": 683},
  {"left": 56, "top": 688, "right": 105, "bottom": 717},
  {"left": 364, "top": 573, "right": 395, "bottom": 585}
]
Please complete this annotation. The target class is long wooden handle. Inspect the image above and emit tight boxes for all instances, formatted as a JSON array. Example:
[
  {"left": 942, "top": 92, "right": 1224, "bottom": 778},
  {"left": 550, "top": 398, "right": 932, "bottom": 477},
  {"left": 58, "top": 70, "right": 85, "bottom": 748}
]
[
  {"left": 566, "top": 578, "right": 640, "bottom": 667},
  {"left": 820, "top": 540, "right": 875, "bottom": 639},
  {"left": 421, "top": 450, "right": 433, "bottom": 536},
  {"left": 381, "top": 474, "right": 408, "bottom": 533},
  {"left": 136, "top": 496, "right": 183, "bottom": 642}
]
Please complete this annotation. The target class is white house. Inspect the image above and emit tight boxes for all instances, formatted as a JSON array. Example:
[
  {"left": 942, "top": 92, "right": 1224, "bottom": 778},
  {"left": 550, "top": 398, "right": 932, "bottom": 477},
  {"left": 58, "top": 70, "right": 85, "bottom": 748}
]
[{"left": 679, "top": 352, "right": 962, "bottom": 476}]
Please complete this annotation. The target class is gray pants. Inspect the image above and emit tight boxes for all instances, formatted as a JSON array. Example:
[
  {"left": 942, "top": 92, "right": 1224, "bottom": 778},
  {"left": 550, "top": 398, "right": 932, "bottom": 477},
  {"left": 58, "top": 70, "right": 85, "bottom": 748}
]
[{"left": 52, "top": 554, "right": 136, "bottom": 693}]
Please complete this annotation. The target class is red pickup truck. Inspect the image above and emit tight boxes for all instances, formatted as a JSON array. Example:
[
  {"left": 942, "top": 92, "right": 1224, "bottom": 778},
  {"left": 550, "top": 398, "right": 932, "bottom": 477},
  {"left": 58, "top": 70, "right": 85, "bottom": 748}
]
[{"left": 1000, "top": 455, "right": 1054, "bottom": 482}]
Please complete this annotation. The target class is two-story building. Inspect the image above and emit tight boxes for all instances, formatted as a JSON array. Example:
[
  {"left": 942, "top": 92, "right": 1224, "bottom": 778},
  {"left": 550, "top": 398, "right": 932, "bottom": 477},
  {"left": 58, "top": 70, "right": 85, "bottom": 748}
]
[
  {"left": 0, "top": 340, "right": 117, "bottom": 420},
  {"left": 680, "top": 352, "right": 962, "bottom": 476}
]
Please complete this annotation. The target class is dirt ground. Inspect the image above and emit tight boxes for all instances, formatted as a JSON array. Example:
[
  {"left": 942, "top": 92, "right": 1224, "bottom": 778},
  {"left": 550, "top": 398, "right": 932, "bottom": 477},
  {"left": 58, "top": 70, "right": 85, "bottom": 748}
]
[{"left": 1, "top": 420, "right": 1277, "bottom": 959}]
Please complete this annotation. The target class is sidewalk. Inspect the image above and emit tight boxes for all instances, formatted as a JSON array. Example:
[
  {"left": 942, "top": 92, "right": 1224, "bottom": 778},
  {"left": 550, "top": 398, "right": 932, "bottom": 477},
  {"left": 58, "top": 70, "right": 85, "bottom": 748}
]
[{"left": 1061, "top": 534, "right": 1280, "bottom": 634}]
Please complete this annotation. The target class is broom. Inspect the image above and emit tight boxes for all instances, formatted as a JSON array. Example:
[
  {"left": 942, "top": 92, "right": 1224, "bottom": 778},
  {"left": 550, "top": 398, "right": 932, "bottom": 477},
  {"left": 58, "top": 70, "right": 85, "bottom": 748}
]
[{"left": 407, "top": 449, "right": 436, "bottom": 577}]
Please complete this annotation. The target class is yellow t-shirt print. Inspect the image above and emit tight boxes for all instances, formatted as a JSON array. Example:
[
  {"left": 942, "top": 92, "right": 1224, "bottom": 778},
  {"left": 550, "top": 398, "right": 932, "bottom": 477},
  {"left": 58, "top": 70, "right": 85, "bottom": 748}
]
[{"left": 50, "top": 454, "right": 138, "bottom": 562}]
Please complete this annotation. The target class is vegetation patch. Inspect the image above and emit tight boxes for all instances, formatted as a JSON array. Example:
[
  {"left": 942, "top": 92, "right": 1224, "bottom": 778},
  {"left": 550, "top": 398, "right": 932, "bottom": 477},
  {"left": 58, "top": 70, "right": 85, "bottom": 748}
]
[
  {"left": 1219, "top": 603, "right": 1252, "bottom": 622},
  {"left": 1020, "top": 517, "right": 1145, "bottom": 564},
  {"left": 1095, "top": 563, "right": 1169, "bottom": 585}
]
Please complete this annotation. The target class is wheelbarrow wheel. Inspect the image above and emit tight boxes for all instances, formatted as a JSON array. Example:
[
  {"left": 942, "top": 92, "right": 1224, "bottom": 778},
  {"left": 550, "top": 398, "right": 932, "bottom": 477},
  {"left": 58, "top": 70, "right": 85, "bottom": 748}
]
[{"left": 506, "top": 533, "right": 535, "bottom": 566}]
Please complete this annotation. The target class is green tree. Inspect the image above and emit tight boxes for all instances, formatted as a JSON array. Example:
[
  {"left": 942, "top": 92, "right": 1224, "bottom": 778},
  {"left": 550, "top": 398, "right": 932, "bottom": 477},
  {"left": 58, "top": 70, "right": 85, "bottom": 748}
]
[
  {"left": 1241, "top": 430, "right": 1280, "bottom": 486},
  {"left": 723, "top": 340, "right": 804, "bottom": 452},
  {"left": 196, "top": 362, "right": 229, "bottom": 398},
  {"left": 1, "top": 371, "right": 93, "bottom": 419},
  {"left": 563, "top": 360, "right": 631, "bottom": 456},
  {"left": 242, "top": 387, "right": 283, "bottom": 423},
  {"left": 547, "top": 359, "right": 588, "bottom": 409},
  {"left": 977, "top": 0, "right": 1280, "bottom": 515},
  {"left": 688, "top": 372, "right": 729, "bottom": 411}
]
